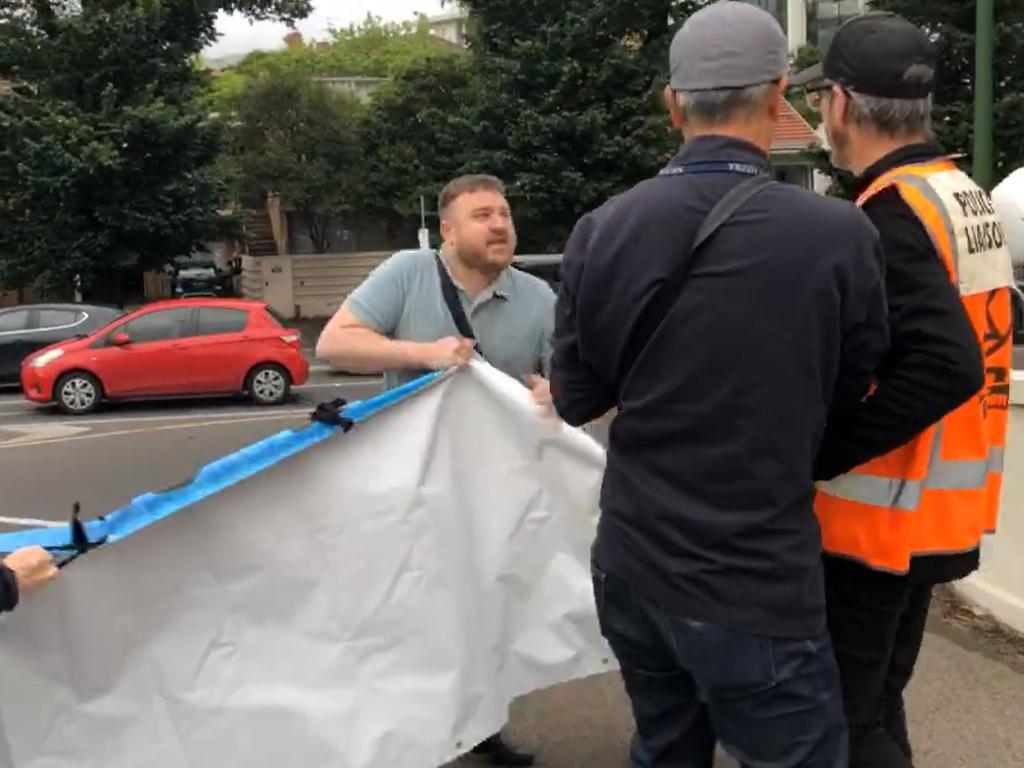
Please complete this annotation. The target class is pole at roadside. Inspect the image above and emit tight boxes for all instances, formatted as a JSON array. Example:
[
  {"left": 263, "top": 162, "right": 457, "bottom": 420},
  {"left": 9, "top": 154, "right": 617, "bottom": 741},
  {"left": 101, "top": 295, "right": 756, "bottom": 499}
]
[{"left": 973, "top": 0, "right": 995, "bottom": 191}]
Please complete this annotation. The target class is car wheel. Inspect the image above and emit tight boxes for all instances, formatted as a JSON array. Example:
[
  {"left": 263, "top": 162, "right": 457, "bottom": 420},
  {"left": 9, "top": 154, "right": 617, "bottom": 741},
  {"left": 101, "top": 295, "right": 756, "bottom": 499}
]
[
  {"left": 247, "top": 364, "right": 291, "bottom": 406},
  {"left": 55, "top": 372, "right": 103, "bottom": 416}
]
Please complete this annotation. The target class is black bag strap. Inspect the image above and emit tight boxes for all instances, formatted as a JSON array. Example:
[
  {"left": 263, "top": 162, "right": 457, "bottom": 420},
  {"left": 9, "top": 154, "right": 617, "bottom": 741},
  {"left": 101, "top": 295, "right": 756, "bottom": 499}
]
[
  {"left": 434, "top": 252, "right": 483, "bottom": 356},
  {"left": 619, "top": 174, "right": 775, "bottom": 387}
]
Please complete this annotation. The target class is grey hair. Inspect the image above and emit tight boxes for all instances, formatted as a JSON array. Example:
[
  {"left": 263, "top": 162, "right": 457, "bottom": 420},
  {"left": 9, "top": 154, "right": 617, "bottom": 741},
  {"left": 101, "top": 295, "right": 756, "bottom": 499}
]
[
  {"left": 846, "top": 92, "right": 934, "bottom": 138},
  {"left": 674, "top": 82, "right": 777, "bottom": 125}
]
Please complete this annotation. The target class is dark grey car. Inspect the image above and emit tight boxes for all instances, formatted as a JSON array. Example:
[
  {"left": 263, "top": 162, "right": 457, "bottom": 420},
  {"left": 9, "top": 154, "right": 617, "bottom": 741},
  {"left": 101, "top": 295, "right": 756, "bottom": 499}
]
[{"left": 0, "top": 303, "right": 124, "bottom": 386}]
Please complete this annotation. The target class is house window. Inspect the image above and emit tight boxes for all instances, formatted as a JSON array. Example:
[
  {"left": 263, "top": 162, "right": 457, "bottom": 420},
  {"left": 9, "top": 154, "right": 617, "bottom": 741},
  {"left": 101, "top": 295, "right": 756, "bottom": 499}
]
[
  {"left": 807, "top": 0, "right": 866, "bottom": 50},
  {"left": 745, "top": 0, "right": 788, "bottom": 29},
  {"left": 774, "top": 165, "right": 812, "bottom": 189}
]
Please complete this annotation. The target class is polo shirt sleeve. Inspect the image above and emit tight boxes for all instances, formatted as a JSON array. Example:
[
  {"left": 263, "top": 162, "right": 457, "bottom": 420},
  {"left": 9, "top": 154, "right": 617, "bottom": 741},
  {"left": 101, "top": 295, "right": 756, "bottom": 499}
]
[{"left": 343, "top": 251, "right": 415, "bottom": 336}]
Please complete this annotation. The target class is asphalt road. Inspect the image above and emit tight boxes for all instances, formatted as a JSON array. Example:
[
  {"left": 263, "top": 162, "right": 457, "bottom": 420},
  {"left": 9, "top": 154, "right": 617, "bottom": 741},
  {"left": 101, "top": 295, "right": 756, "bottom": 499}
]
[
  {"left": 1, "top": 358, "right": 1022, "bottom": 766},
  {"left": 0, "top": 363, "right": 384, "bottom": 530}
]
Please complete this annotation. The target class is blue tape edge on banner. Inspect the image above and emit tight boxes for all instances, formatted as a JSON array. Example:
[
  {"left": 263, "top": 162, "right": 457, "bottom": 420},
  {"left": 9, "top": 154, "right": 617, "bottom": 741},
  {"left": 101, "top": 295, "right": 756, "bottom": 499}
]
[{"left": 0, "top": 369, "right": 450, "bottom": 555}]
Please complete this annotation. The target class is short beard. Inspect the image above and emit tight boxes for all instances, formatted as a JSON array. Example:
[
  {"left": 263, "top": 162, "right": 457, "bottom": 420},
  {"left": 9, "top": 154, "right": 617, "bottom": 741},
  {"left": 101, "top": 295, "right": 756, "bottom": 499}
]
[
  {"left": 827, "top": 122, "right": 852, "bottom": 172},
  {"left": 447, "top": 243, "right": 508, "bottom": 277}
]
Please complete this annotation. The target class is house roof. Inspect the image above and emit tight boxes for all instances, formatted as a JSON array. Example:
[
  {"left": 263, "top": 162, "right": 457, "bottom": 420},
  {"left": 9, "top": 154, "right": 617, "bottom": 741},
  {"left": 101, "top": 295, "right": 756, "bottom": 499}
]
[{"left": 772, "top": 98, "right": 820, "bottom": 152}]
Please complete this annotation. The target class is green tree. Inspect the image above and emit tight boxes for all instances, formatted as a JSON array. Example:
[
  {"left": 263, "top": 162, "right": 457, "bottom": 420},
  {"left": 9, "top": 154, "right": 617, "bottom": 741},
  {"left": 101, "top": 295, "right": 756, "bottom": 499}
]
[
  {"left": 317, "top": 15, "right": 458, "bottom": 77},
  {"left": 0, "top": 0, "right": 310, "bottom": 297},
  {"left": 869, "top": 0, "right": 1024, "bottom": 181},
  {"left": 220, "top": 69, "right": 364, "bottom": 253},
  {"left": 214, "top": 15, "right": 459, "bottom": 88},
  {"left": 789, "top": 43, "right": 823, "bottom": 128},
  {"left": 457, "top": 0, "right": 703, "bottom": 251},
  {"left": 357, "top": 54, "right": 481, "bottom": 243}
]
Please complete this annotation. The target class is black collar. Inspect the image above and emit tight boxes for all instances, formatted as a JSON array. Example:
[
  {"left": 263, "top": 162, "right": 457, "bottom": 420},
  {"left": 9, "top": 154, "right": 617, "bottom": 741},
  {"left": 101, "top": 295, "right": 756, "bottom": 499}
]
[{"left": 855, "top": 142, "right": 949, "bottom": 196}]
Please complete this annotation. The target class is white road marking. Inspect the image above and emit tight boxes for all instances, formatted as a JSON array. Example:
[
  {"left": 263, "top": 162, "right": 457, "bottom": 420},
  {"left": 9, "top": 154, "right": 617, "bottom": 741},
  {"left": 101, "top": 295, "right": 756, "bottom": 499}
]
[
  {"left": 0, "top": 516, "right": 65, "bottom": 528},
  {"left": 294, "top": 381, "right": 378, "bottom": 392},
  {"left": 0, "top": 411, "right": 314, "bottom": 450},
  {"left": 0, "top": 407, "right": 313, "bottom": 431},
  {"left": 0, "top": 381, "right": 379, "bottom": 428},
  {"left": 0, "top": 377, "right": 374, "bottom": 406},
  {"left": 0, "top": 423, "right": 90, "bottom": 446}
]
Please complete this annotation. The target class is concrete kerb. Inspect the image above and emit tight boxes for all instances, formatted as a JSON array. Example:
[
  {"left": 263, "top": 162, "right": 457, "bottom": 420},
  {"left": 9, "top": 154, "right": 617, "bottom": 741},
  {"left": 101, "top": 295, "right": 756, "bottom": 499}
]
[{"left": 953, "top": 370, "right": 1024, "bottom": 635}]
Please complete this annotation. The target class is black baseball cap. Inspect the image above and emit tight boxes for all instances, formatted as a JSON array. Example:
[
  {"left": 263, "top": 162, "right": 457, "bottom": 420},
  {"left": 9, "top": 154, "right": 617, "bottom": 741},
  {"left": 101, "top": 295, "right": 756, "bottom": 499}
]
[{"left": 791, "top": 12, "right": 937, "bottom": 99}]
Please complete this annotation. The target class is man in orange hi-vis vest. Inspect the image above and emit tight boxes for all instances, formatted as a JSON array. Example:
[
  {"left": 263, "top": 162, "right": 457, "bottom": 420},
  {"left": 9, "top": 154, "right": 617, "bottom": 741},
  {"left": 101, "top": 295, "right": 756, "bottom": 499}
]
[{"left": 794, "top": 12, "right": 1015, "bottom": 768}]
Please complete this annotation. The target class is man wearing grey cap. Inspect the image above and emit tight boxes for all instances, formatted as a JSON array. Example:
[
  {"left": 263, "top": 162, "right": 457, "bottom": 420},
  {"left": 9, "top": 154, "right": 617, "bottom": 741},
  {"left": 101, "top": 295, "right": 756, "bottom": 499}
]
[
  {"left": 551, "top": 2, "right": 889, "bottom": 766},
  {"left": 796, "top": 12, "right": 1014, "bottom": 768}
]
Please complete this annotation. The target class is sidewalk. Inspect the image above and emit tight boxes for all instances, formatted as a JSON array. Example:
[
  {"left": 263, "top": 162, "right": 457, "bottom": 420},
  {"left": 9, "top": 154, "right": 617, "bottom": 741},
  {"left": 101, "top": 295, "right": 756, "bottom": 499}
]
[{"left": 459, "top": 591, "right": 1024, "bottom": 767}]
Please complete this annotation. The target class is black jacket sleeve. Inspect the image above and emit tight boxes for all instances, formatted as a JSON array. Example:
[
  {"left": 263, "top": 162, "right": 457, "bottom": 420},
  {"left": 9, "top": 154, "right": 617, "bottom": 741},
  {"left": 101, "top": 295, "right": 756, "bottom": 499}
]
[
  {"left": 0, "top": 563, "right": 18, "bottom": 614},
  {"left": 815, "top": 188, "right": 985, "bottom": 480},
  {"left": 551, "top": 213, "right": 616, "bottom": 427}
]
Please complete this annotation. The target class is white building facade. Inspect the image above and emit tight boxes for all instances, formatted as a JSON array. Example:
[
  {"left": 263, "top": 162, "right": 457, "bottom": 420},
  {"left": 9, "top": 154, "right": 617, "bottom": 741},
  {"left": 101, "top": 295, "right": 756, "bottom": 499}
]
[{"left": 749, "top": 0, "right": 870, "bottom": 52}]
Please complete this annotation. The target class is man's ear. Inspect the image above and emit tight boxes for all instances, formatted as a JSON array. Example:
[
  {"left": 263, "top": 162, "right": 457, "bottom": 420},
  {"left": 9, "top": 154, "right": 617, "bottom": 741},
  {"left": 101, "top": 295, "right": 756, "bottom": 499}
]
[
  {"left": 439, "top": 217, "right": 454, "bottom": 243},
  {"left": 830, "top": 84, "right": 850, "bottom": 122},
  {"left": 766, "top": 76, "right": 788, "bottom": 120},
  {"left": 663, "top": 85, "right": 685, "bottom": 130}
]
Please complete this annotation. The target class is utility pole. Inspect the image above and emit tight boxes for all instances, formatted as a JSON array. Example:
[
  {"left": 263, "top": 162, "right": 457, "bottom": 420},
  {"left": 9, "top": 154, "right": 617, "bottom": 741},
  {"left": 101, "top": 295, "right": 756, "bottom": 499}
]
[
  {"left": 973, "top": 0, "right": 995, "bottom": 190},
  {"left": 418, "top": 195, "right": 431, "bottom": 250}
]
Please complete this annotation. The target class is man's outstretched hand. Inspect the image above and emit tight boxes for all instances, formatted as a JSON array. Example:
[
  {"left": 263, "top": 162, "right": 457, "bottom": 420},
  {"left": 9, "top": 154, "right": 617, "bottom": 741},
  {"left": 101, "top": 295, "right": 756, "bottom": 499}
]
[{"left": 4, "top": 546, "right": 58, "bottom": 596}]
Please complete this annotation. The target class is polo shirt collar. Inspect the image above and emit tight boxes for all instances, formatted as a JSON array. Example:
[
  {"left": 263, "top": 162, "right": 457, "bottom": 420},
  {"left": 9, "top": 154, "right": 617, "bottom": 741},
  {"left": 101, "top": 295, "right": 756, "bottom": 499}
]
[{"left": 441, "top": 252, "right": 513, "bottom": 303}]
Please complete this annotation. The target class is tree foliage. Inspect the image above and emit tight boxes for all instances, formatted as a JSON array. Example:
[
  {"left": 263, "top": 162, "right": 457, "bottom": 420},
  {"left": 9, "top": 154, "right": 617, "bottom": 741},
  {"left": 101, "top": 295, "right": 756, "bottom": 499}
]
[
  {"left": 219, "top": 69, "right": 363, "bottom": 253},
  {"left": 456, "top": 0, "right": 701, "bottom": 251},
  {"left": 869, "top": 0, "right": 1024, "bottom": 182},
  {"left": 211, "top": 15, "right": 459, "bottom": 92},
  {"left": 0, "top": 0, "right": 310, "bottom": 296},
  {"left": 358, "top": 55, "right": 481, "bottom": 243}
]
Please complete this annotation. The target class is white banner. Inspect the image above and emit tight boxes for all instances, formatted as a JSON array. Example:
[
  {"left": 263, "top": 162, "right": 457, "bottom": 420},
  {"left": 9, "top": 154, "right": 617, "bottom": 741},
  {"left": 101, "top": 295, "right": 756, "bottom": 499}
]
[
  {"left": 0, "top": 362, "right": 612, "bottom": 768},
  {"left": 993, "top": 166, "right": 1024, "bottom": 267}
]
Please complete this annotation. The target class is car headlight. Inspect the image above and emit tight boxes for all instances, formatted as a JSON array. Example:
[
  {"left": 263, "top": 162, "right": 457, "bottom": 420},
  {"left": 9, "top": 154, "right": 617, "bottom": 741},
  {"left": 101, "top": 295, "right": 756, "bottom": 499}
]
[{"left": 30, "top": 348, "right": 65, "bottom": 368}]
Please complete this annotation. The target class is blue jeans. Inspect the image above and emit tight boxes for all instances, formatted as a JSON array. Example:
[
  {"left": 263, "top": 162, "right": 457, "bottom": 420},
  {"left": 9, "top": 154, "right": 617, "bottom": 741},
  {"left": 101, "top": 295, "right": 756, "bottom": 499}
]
[{"left": 593, "top": 564, "right": 848, "bottom": 768}]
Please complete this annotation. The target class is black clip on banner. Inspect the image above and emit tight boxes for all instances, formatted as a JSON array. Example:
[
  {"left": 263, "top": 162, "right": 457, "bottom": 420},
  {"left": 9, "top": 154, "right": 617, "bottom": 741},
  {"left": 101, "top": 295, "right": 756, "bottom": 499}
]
[
  {"left": 310, "top": 398, "right": 354, "bottom": 432},
  {"left": 56, "top": 501, "right": 106, "bottom": 569}
]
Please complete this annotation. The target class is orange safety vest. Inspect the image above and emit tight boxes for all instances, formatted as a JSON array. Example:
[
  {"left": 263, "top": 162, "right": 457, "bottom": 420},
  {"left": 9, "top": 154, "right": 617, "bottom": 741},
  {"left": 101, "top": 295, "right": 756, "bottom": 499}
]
[{"left": 815, "top": 158, "right": 1016, "bottom": 574}]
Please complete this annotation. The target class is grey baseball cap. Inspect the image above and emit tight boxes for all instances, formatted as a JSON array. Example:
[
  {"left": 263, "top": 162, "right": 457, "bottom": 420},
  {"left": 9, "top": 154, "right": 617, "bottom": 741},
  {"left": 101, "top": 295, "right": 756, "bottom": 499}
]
[{"left": 670, "top": 1, "right": 790, "bottom": 92}]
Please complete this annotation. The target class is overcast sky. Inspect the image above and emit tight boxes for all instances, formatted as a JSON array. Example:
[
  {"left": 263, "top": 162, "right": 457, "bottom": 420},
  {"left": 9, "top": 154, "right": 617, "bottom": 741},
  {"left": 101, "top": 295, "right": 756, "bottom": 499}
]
[{"left": 204, "top": 0, "right": 447, "bottom": 59}]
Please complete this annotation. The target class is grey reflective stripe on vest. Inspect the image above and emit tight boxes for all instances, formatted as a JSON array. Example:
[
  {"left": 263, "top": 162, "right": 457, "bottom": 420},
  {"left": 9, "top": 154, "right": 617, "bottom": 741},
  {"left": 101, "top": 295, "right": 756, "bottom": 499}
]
[
  {"left": 819, "top": 423, "right": 1002, "bottom": 511},
  {"left": 885, "top": 173, "right": 962, "bottom": 281}
]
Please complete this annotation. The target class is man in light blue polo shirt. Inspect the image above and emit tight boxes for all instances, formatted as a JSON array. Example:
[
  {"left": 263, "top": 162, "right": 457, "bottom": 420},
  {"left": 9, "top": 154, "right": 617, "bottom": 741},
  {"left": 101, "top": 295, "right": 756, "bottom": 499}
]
[
  {"left": 315, "top": 174, "right": 553, "bottom": 767},
  {"left": 317, "top": 174, "right": 555, "bottom": 412}
]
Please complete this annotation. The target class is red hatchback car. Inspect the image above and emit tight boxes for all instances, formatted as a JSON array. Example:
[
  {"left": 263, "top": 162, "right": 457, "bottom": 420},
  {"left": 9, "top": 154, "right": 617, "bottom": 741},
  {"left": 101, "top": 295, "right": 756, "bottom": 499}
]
[{"left": 21, "top": 298, "right": 309, "bottom": 415}]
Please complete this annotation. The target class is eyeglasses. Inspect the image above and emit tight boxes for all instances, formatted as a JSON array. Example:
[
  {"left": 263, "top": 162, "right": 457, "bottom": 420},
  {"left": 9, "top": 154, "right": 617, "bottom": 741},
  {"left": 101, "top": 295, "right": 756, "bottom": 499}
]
[
  {"left": 804, "top": 81, "right": 848, "bottom": 113},
  {"left": 805, "top": 87, "right": 827, "bottom": 112}
]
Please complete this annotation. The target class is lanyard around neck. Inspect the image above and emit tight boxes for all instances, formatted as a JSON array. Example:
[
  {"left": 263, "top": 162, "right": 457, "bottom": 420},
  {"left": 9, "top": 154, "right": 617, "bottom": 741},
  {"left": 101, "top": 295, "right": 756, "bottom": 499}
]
[{"left": 658, "top": 160, "right": 768, "bottom": 177}]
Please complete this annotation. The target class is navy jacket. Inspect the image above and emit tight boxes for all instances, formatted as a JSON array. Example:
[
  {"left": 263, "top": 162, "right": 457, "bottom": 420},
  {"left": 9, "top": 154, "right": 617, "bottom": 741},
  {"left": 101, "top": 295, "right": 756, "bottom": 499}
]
[
  {"left": 552, "top": 136, "right": 889, "bottom": 637},
  {"left": 0, "top": 564, "right": 17, "bottom": 613}
]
